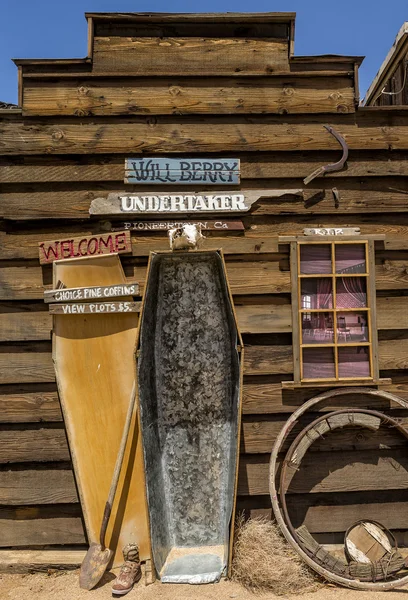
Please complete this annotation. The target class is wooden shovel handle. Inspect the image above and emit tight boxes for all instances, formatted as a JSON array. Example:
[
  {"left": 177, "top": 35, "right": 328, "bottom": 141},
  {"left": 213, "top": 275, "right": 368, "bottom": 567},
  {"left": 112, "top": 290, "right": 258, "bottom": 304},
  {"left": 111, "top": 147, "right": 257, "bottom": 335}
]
[{"left": 100, "top": 381, "right": 137, "bottom": 549}]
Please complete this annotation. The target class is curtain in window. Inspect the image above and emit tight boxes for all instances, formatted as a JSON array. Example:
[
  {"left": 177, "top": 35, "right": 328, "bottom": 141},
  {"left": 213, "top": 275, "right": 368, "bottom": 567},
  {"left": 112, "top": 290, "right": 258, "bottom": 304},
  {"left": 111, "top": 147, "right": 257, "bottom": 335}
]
[
  {"left": 339, "top": 277, "right": 366, "bottom": 307},
  {"left": 317, "top": 278, "right": 332, "bottom": 330}
]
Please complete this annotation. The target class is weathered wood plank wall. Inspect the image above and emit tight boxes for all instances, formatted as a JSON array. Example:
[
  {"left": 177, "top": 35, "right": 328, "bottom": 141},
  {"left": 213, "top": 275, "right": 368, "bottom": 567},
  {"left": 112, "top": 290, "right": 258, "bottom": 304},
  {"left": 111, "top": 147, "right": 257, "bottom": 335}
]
[
  {"left": 1, "top": 13, "right": 408, "bottom": 550},
  {"left": 374, "top": 49, "right": 408, "bottom": 107}
]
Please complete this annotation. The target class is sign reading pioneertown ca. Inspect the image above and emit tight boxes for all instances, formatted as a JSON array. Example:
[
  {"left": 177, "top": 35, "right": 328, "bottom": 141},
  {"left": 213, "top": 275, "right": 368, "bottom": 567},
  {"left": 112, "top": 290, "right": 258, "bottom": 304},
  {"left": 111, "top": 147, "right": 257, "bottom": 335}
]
[
  {"left": 89, "top": 189, "right": 303, "bottom": 216},
  {"left": 108, "top": 220, "right": 245, "bottom": 232},
  {"left": 125, "top": 158, "right": 240, "bottom": 184},
  {"left": 38, "top": 231, "right": 131, "bottom": 265}
]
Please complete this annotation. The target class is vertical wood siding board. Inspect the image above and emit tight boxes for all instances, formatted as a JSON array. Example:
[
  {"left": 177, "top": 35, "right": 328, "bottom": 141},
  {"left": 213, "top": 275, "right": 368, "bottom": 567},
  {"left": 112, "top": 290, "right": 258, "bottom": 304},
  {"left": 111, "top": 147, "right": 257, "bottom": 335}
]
[
  {"left": 3, "top": 152, "right": 408, "bottom": 182},
  {"left": 92, "top": 22, "right": 291, "bottom": 39},
  {"left": 242, "top": 381, "right": 408, "bottom": 414},
  {"left": 2, "top": 115, "right": 408, "bottom": 154},
  {"left": 0, "top": 386, "right": 62, "bottom": 422},
  {"left": 0, "top": 427, "right": 70, "bottom": 463},
  {"left": 2, "top": 192, "right": 408, "bottom": 220},
  {"left": 0, "top": 467, "right": 78, "bottom": 504},
  {"left": 5, "top": 261, "right": 408, "bottom": 299},
  {"left": 241, "top": 415, "right": 408, "bottom": 454},
  {"left": 92, "top": 36, "right": 289, "bottom": 76},
  {"left": 0, "top": 263, "right": 292, "bottom": 300},
  {"left": 2, "top": 296, "right": 408, "bottom": 340},
  {"left": 3, "top": 339, "right": 408, "bottom": 385},
  {"left": 0, "top": 506, "right": 86, "bottom": 546},
  {"left": 368, "top": 240, "right": 380, "bottom": 380},
  {"left": 238, "top": 448, "right": 408, "bottom": 495},
  {"left": 290, "top": 242, "right": 300, "bottom": 382},
  {"left": 21, "top": 77, "right": 355, "bottom": 116},
  {"left": 4, "top": 227, "right": 408, "bottom": 261}
]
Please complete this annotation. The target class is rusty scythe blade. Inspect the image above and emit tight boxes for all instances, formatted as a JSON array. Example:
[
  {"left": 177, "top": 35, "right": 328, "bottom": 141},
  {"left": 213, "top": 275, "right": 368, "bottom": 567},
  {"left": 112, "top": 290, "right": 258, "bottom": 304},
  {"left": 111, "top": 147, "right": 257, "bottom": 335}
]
[{"left": 303, "top": 125, "right": 349, "bottom": 185}]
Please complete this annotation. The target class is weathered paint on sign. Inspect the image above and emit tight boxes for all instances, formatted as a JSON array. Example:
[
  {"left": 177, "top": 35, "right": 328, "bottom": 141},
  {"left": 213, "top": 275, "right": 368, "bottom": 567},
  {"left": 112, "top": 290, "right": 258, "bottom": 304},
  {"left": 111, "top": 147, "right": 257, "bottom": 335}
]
[
  {"left": 108, "top": 220, "right": 245, "bottom": 232},
  {"left": 44, "top": 283, "right": 139, "bottom": 303},
  {"left": 89, "top": 189, "right": 303, "bottom": 216},
  {"left": 49, "top": 301, "right": 141, "bottom": 314},
  {"left": 303, "top": 227, "right": 361, "bottom": 236},
  {"left": 38, "top": 231, "right": 131, "bottom": 264},
  {"left": 125, "top": 158, "right": 240, "bottom": 184}
]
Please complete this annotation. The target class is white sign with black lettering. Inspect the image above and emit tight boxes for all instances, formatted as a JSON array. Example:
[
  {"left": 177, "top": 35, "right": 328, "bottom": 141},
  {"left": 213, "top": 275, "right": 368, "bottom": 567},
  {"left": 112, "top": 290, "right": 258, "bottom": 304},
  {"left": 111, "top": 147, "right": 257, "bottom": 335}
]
[
  {"left": 49, "top": 301, "right": 141, "bottom": 315},
  {"left": 89, "top": 189, "right": 303, "bottom": 216},
  {"left": 44, "top": 283, "right": 139, "bottom": 304},
  {"left": 303, "top": 227, "right": 361, "bottom": 236}
]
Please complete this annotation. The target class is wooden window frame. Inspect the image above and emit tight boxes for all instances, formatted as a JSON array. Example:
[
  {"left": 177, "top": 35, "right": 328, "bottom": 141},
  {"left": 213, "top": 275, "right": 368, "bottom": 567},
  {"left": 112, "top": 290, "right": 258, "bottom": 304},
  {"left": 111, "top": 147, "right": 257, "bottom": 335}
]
[{"left": 287, "top": 237, "right": 381, "bottom": 387}]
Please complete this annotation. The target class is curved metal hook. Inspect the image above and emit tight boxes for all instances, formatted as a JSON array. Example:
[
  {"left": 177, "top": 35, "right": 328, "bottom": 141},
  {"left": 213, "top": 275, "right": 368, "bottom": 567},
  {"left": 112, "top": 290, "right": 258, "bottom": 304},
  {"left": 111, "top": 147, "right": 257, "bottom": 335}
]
[{"left": 303, "top": 125, "right": 349, "bottom": 185}]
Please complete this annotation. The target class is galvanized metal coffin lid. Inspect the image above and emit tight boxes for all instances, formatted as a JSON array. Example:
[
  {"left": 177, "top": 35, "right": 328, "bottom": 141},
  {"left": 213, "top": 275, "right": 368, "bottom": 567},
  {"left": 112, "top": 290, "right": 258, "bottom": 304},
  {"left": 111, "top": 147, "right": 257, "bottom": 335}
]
[{"left": 137, "top": 251, "right": 242, "bottom": 584}]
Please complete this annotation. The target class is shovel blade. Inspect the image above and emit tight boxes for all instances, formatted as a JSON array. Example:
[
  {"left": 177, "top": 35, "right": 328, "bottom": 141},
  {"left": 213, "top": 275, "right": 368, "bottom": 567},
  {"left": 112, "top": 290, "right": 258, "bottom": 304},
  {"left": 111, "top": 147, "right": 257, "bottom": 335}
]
[{"left": 79, "top": 542, "right": 113, "bottom": 590}]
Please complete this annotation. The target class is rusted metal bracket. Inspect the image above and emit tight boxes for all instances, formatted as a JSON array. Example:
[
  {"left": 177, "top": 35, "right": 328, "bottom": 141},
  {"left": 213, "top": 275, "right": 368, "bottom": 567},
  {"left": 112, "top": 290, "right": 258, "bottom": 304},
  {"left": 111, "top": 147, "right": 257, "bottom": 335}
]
[{"left": 303, "top": 125, "right": 349, "bottom": 185}]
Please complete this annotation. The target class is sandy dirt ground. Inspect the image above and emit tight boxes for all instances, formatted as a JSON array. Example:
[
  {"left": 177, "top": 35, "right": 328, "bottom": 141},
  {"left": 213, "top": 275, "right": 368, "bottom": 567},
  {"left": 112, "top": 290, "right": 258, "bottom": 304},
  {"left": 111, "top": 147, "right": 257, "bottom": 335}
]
[{"left": 1, "top": 571, "right": 408, "bottom": 600}]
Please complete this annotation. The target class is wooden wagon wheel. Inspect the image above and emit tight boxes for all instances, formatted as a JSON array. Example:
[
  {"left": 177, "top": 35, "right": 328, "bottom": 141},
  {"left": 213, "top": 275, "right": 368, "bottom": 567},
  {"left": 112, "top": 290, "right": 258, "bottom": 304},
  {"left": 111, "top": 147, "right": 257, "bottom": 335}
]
[
  {"left": 279, "top": 408, "right": 408, "bottom": 582},
  {"left": 269, "top": 387, "right": 408, "bottom": 590}
]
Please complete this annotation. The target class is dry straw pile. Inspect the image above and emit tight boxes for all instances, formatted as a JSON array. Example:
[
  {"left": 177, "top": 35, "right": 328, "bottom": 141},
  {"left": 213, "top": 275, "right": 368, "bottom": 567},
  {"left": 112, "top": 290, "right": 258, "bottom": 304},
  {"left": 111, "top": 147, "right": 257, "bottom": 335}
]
[{"left": 232, "top": 516, "right": 319, "bottom": 595}]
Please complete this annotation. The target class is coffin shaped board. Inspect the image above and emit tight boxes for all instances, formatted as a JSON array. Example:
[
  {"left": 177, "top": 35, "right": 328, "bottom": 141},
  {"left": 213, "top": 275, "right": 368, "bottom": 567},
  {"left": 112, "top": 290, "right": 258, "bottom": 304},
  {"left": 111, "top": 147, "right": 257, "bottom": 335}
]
[
  {"left": 52, "top": 254, "right": 151, "bottom": 567},
  {"left": 137, "top": 251, "right": 243, "bottom": 583}
]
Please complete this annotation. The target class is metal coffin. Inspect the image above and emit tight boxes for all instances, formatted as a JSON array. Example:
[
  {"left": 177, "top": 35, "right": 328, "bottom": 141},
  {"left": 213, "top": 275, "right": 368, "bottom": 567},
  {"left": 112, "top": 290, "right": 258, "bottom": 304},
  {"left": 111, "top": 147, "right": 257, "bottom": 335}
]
[{"left": 136, "top": 251, "right": 243, "bottom": 584}]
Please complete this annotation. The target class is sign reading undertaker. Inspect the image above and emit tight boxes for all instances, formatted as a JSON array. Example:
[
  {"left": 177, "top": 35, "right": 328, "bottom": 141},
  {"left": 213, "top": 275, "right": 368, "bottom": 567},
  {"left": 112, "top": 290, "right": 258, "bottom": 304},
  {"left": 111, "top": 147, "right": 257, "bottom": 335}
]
[
  {"left": 89, "top": 189, "right": 303, "bottom": 216},
  {"left": 38, "top": 231, "right": 131, "bottom": 265}
]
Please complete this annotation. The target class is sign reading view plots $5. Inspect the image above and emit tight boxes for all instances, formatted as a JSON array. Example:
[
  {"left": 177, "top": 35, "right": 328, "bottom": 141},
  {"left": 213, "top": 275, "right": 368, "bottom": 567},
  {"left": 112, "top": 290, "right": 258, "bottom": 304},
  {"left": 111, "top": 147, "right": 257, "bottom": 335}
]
[
  {"left": 49, "top": 301, "right": 140, "bottom": 315},
  {"left": 125, "top": 158, "right": 240, "bottom": 184}
]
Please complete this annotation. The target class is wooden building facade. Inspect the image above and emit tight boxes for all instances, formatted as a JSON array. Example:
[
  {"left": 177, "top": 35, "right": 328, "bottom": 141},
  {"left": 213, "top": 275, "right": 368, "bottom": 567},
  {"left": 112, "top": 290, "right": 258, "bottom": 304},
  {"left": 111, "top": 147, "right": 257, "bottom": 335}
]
[
  {"left": 364, "top": 22, "right": 408, "bottom": 106},
  {"left": 2, "top": 12, "right": 408, "bottom": 569}
]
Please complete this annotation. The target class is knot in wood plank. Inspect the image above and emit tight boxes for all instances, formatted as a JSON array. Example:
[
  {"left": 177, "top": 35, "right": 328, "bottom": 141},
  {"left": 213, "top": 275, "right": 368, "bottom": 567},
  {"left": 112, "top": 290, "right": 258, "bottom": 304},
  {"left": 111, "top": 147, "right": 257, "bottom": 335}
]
[
  {"left": 51, "top": 129, "right": 65, "bottom": 142},
  {"left": 168, "top": 86, "right": 182, "bottom": 97},
  {"left": 74, "top": 109, "right": 92, "bottom": 117},
  {"left": 77, "top": 86, "right": 90, "bottom": 96}
]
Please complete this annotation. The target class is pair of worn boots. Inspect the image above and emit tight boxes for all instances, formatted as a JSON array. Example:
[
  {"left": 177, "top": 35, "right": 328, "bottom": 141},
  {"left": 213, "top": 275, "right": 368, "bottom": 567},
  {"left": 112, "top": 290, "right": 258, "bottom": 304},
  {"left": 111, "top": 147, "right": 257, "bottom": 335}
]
[{"left": 112, "top": 543, "right": 142, "bottom": 596}]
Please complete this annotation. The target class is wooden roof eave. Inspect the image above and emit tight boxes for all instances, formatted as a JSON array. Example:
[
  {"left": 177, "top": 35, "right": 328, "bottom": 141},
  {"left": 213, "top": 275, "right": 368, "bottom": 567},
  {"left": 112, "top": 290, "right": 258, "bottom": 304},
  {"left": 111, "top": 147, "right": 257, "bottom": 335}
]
[
  {"left": 84, "top": 11, "right": 296, "bottom": 23},
  {"left": 12, "top": 58, "right": 91, "bottom": 66},
  {"left": 363, "top": 22, "right": 408, "bottom": 106},
  {"left": 85, "top": 11, "right": 296, "bottom": 60},
  {"left": 292, "top": 55, "right": 364, "bottom": 66}
]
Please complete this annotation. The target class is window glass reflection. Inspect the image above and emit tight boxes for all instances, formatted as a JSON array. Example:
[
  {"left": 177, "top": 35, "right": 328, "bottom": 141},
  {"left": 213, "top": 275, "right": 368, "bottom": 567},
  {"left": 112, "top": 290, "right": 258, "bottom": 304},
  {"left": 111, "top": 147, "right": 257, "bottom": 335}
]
[
  {"left": 336, "top": 277, "right": 367, "bottom": 308},
  {"left": 336, "top": 312, "right": 369, "bottom": 343},
  {"left": 338, "top": 346, "right": 371, "bottom": 378},
  {"left": 335, "top": 244, "right": 366, "bottom": 274},
  {"left": 303, "top": 347, "right": 335, "bottom": 379},
  {"left": 301, "top": 278, "right": 333, "bottom": 310},
  {"left": 302, "top": 313, "right": 334, "bottom": 344},
  {"left": 300, "top": 244, "right": 332, "bottom": 274}
]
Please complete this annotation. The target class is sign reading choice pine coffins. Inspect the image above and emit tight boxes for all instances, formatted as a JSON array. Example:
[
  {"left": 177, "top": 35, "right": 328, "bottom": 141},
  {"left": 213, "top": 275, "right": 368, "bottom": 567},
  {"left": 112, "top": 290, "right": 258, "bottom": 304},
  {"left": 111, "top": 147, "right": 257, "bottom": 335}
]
[
  {"left": 49, "top": 301, "right": 140, "bottom": 315},
  {"left": 107, "top": 220, "right": 245, "bottom": 232},
  {"left": 89, "top": 189, "right": 303, "bottom": 216},
  {"left": 38, "top": 231, "right": 131, "bottom": 265},
  {"left": 44, "top": 283, "right": 139, "bottom": 303},
  {"left": 125, "top": 158, "right": 240, "bottom": 184}
]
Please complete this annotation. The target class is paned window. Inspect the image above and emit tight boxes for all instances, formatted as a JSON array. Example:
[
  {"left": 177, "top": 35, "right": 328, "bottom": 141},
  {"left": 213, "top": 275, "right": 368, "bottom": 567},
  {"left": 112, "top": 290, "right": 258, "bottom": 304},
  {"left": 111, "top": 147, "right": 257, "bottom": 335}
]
[{"left": 290, "top": 240, "right": 379, "bottom": 383}]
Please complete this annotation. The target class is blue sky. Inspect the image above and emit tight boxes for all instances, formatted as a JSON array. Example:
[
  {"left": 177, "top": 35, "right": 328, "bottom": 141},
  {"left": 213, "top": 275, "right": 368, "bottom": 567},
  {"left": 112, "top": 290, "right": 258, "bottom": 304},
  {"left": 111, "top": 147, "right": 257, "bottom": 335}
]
[{"left": 1, "top": 0, "right": 406, "bottom": 105}]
